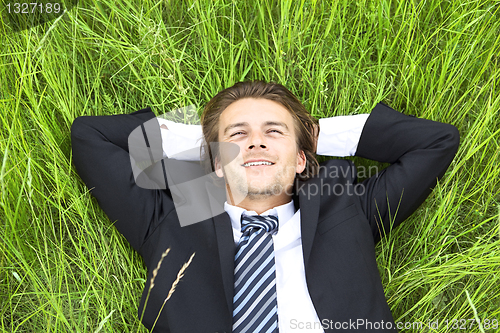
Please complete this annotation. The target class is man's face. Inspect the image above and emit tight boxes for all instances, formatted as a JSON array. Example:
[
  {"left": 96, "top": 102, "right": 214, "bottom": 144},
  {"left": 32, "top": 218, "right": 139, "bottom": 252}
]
[{"left": 214, "top": 98, "right": 306, "bottom": 203}]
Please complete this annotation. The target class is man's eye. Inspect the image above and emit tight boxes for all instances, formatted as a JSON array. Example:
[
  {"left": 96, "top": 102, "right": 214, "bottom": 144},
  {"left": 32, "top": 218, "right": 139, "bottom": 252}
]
[
  {"left": 268, "top": 129, "right": 282, "bottom": 134},
  {"left": 230, "top": 131, "right": 244, "bottom": 137}
]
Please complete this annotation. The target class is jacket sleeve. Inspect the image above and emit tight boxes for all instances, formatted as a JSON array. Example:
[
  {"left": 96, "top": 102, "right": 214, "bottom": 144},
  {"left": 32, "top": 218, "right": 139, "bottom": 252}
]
[
  {"left": 355, "top": 103, "right": 460, "bottom": 242},
  {"left": 71, "top": 107, "right": 176, "bottom": 252}
]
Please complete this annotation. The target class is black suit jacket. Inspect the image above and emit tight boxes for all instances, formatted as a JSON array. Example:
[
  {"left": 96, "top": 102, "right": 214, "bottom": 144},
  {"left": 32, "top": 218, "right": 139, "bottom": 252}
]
[{"left": 71, "top": 103, "right": 459, "bottom": 332}]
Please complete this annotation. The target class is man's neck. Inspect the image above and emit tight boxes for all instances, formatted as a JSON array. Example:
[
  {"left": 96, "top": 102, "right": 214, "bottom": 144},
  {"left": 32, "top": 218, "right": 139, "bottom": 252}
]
[{"left": 226, "top": 192, "right": 292, "bottom": 215}]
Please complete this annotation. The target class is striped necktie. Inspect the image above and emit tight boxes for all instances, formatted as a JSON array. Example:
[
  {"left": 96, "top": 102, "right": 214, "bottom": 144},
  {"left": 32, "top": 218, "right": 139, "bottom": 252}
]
[{"left": 232, "top": 214, "right": 279, "bottom": 333}]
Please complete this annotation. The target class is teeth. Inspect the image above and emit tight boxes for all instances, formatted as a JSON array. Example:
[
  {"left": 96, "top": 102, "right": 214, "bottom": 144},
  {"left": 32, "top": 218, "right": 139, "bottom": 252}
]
[{"left": 243, "top": 161, "right": 273, "bottom": 167}]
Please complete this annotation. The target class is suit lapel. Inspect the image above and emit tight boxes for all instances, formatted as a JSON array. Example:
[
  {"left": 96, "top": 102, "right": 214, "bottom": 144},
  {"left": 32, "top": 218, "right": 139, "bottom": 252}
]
[
  {"left": 213, "top": 212, "right": 235, "bottom": 319},
  {"left": 296, "top": 178, "right": 321, "bottom": 270},
  {"left": 205, "top": 181, "right": 235, "bottom": 318}
]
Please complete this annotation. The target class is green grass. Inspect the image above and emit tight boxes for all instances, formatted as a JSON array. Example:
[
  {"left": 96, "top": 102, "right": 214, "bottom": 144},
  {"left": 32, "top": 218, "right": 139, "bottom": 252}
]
[{"left": 1, "top": 0, "right": 499, "bottom": 332}]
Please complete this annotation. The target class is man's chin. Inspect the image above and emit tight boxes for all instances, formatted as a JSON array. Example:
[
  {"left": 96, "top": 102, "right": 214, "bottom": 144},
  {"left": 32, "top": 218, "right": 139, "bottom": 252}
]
[
  {"left": 246, "top": 185, "right": 285, "bottom": 197},
  {"left": 245, "top": 190, "right": 275, "bottom": 200}
]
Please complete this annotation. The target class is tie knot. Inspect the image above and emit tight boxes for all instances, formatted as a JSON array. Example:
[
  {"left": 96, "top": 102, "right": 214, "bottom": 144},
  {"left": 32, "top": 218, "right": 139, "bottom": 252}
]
[{"left": 241, "top": 215, "right": 278, "bottom": 234}]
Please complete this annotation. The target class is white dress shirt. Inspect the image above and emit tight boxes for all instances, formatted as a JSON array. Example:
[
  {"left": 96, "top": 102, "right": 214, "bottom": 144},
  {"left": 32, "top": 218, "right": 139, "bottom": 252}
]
[
  {"left": 225, "top": 200, "right": 324, "bottom": 332},
  {"left": 157, "top": 113, "right": 369, "bottom": 332}
]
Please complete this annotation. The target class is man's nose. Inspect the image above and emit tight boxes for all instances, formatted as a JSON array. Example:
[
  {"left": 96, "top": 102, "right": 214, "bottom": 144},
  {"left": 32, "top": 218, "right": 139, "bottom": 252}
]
[{"left": 247, "top": 132, "right": 267, "bottom": 150}]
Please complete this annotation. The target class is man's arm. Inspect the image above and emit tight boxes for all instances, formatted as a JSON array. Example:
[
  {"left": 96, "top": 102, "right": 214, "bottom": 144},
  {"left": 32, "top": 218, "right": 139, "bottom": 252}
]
[
  {"left": 355, "top": 103, "right": 460, "bottom": 242},
  {"left": 71, "top": 107, "right": 176, "bottom": 252}
]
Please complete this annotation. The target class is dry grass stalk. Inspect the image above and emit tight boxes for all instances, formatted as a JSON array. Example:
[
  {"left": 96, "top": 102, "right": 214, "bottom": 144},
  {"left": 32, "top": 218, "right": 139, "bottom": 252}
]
[
  {"left": 165, "top": 252, "right": 196, "bottom": 302},
  {"left": 149, "top": 248, "right": 171, "bottom": 291},
  {"left": 137, "top": 247, "right": 171, "bottom": 330},
  {"left": 150, "top": 252, "right": 196, "bottom": 331}
]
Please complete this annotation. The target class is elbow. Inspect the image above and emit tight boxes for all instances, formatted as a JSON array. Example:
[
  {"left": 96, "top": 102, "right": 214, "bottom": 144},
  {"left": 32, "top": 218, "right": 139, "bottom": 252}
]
[
  {"left": 432, "top": 122, "right": 460, "bottom": 155},
  {"left": 70, "top": 116, "right": 88, "bottom": 140},
  {"left": 435, "top": 124, "right": 460, "bottom": 179},
  {"left": 445, "top": 124, "right": 460, "bottom": 155},
  {"left": 70, "top": 116, "right": 96, "bottom": 158}
]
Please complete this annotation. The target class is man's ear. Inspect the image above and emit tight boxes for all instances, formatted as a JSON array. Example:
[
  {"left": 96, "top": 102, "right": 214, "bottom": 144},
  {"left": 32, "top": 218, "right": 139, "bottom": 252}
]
[
  {"left": 214, "top": 156, "right": 224, "bottom": 178},
  {"left": 296, "top": 150, "right": 306, "bottom": 174}
]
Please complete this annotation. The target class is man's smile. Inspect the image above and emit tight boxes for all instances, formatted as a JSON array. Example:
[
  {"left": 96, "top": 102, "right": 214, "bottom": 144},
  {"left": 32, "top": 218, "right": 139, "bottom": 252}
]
[{"left": 241, "top": 159, "right": 275, "bottom": 167}]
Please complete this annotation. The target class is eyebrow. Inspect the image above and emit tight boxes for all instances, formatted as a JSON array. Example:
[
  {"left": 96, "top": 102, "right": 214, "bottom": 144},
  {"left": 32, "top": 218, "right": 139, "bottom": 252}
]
[{"left": 223, "top": 121, "right": 289, "bottom": 135}]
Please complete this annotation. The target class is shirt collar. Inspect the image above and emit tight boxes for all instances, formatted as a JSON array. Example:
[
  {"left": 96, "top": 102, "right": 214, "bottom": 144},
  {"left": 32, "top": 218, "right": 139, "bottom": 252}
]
[{"left": 224, "top": 199, "right": 296, "bottom": 233}]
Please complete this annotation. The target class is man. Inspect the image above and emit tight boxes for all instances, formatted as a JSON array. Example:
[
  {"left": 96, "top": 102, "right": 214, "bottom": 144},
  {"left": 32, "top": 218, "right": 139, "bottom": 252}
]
[{"left": 71, "top": 81, "right": 459, "bottom": 332}]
